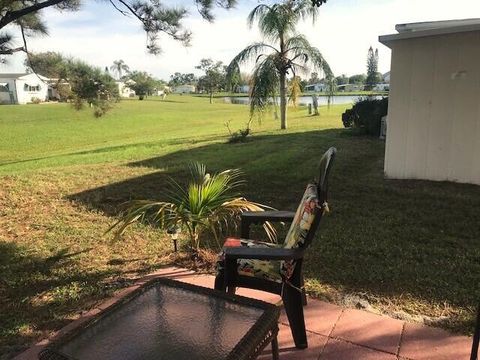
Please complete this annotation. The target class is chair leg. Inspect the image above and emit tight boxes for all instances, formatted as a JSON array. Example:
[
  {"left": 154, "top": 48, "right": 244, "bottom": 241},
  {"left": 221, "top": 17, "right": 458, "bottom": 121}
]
[
  {"left": 214, "top": 271, "right": 226, "bottom": 291},
  {"left": 227, "top": 286, "right": 236, "bottom": 295},
  {"left": 302, "top": 288, "right": 308, "bottom": 306},
  {"left": 471, "top": 304, "right": 480, "bottom": 360},
  {"left": 282, "top": 284, "right": 308, "bottom": 349},
  {"left": 301, "top": 275, "right": 307, "bottom": 306}
]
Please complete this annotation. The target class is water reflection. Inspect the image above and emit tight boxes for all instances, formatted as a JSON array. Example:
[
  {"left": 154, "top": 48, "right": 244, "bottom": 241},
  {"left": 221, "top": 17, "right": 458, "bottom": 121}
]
[{"left": 224, "top": 95, "right": 385, "bottom": 106}]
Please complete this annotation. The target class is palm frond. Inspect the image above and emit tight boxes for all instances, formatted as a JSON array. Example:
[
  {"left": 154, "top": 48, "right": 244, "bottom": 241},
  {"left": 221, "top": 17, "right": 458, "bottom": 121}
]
[
  {"left": 291, "top": 0, "right": 320, "bottom": 24},
  {"left": 107, "top": 163, "right": 275, "bottom": 252},
  {"left": 249, "top": 55, "right": 280, "bottom": 117},
  {"left": 248, "top": 3, "right": 299, "bottom": 42}
]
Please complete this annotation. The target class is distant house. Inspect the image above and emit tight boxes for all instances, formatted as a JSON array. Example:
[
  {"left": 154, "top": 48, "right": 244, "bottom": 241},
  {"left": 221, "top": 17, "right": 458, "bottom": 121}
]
[
  {"left": 236, "top": 85, "right": 250, "bottom": 93},
  {"left": 304, "top": 83, "right": 327, "bottom": 92},
  {"left": 373, "top": 83, "right": 390, "bottom": 91},
  {"left": 0, "top": 73, "right": 49, "bottom": 104},
  {"left": 174, "top": 84, "right": 196, "bottom": 94},
  {"left": 116, "top": 81, "right": 136, "bottom": 98},
  {"left": 337, "top": 83, "right": 364, "bottom": 92},
  {"left": 380, "top": 18, "right": 480, "bottom": 185},
  {"left": 383, "top": 71, "right": 391, "bottom": 83},
  {"left": 155, "top": 85, "right": 170, "bottom": 97}
]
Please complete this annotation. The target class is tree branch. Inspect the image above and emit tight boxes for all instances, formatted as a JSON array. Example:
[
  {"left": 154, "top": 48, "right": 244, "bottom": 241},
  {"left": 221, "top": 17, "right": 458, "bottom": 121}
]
[
  {"left": 0, "top": 0, "right": 66, "bottom": 30},
  {"left": 0, "top": 46, "right": 25, "bottom": 55},
  {"left": 109, "top": 0, "right": 130, "bottom": 16}
]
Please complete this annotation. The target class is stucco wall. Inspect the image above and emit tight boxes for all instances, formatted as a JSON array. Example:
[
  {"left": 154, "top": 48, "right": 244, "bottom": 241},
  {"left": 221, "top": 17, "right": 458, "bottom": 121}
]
[
  {"left": 385, "top": 30, "right": 480, "bottom": 185},
  {"left": 15, "top": 76, "right": 48, "bottom": 104}
]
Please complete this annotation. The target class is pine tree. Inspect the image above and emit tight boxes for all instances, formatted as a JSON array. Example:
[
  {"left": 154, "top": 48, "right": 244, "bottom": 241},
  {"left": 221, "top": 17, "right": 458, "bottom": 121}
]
[{"left": 365, "top": 46, "right": 379, "bottom": 90}]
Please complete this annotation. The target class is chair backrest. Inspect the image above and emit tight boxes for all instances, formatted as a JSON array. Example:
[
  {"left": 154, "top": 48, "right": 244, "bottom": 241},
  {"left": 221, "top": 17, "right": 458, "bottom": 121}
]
[
  {"left": 317, "top": 146, "right": 336, "bottom": 204},
  {"left": 280, "top": 147, "right": 336, "bottom": 279}
]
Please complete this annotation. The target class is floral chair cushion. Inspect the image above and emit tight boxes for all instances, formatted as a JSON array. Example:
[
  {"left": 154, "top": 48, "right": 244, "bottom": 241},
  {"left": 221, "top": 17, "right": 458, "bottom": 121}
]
[
  {"left": 280, "top": 183, "right": 320, "bottom": 279},
  {"left": 217, "top": 238, "right": 283, "bottom": 283},
  {"left": 237, "top": 259, "right": 282, "bottom": 283},
  {"left": 217, "top": 183, "right": 320, "bottom": 283}
]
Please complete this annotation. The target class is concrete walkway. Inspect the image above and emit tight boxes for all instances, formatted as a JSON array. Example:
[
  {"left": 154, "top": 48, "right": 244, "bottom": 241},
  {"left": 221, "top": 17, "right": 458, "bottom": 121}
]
[{"left": 14, "top": 267, "right": 473, "bottom": 360}]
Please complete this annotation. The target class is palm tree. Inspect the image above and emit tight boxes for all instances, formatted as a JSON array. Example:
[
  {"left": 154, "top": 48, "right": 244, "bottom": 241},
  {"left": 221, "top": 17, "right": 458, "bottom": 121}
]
[
  {"left": 227, "top": 0, "right": 333, "bottom": 129},
  {"left": 110, "top": 59, "right": 130, "bottom": 80},
  {"left": 108, "top": 162, "right": 274, "bottom": 254}
]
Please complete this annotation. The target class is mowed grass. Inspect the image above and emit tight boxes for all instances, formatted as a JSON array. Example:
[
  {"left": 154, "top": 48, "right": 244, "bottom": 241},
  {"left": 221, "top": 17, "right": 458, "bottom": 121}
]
[{"left": 0, "top": 95, "right": 479, "bottom": 358}]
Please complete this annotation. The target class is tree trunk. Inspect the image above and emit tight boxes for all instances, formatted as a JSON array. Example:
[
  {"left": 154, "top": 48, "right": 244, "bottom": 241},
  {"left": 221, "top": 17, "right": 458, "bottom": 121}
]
[
  {"left": 279, "top": 71, "right": 287, "bottom": 130},
  {"left": 209, "top": 91, "right": 213, "bottom": 104}
]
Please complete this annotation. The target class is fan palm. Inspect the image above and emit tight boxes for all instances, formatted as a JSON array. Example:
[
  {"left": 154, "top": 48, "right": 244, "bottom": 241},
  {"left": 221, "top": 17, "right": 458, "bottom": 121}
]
[
  {"left": 227, "top": 0, "right": 333, "bottom": 129},
  {"left": 108, "top": 162, "right": 274, "bottom": 254},
  {"left": 110, "top": 59, "right": 130, "bottom": 80}
]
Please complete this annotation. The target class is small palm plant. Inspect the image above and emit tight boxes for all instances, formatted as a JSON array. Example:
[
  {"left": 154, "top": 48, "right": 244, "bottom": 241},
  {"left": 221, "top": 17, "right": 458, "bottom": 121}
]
[{"left": 108, "top": 162, "right": 274, "bottom": 254}]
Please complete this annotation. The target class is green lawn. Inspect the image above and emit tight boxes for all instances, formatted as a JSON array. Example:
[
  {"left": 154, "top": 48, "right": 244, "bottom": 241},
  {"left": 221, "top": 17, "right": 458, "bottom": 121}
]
[{"left": 0, "top": 95, "right": 478, "bottom": 358}]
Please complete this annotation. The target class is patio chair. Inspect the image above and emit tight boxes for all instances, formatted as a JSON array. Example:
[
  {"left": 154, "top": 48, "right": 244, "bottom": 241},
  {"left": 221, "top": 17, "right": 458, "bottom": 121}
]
[
  {"left": 214, "top": 147, "right": 336, "bottom": 349},
  {"left": 471, "top": 304, "right": 480, "bottom": 360}
]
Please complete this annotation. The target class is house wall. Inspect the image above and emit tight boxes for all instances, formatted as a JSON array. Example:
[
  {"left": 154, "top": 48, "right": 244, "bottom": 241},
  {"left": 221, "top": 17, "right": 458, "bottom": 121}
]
[
  {"left": 385, "top": 30, "right": 480, "bottom": 185},
  {"left": 0, "top": 79, "right": 17, "bottom": 104},
  {"left": 117, "top": 82, "right": 135, "bottom": 98},
  {"left": 14, "top": 75, "right": 49, "bottom": 104},
  {"left": 174, "top": 85, "right": 195, "bottom": 94}
]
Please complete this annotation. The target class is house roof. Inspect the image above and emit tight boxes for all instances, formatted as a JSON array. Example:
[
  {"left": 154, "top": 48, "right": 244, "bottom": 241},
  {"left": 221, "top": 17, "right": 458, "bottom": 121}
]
[
  {"left": 0, "top": 72, "right": 49, "bottom": 81},
  {"left": 0, "top": 73, "right": 29, "bottom": 79},
  {"left": 379, "top": 18, "right": 480, "bottom": 47}
]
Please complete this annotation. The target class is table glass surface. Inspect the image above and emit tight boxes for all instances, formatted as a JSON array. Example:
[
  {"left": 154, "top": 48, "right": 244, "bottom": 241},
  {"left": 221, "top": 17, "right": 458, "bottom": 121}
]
[{"left": 55, "top": 284, "right": 265, "bottom": 360}]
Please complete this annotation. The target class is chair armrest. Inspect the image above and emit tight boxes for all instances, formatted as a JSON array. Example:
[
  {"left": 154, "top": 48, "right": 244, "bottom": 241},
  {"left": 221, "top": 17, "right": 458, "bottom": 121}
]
[
  {"left": 240, "top": 211, "right": 295, "bottom": 238},
  {"left": 224, "top": 246, "right": 304, "bottom": 261},
  {"left": 241, "top": 211, "right": 295, "bottom": 223}
]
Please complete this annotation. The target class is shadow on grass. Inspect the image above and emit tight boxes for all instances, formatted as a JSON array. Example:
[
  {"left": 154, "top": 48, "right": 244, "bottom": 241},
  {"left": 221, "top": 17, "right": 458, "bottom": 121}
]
[
  {"left": 0, "top": 242, "right": 137, "bottom": 359},
  {"left": 69, "top": 128, "right": 480, "bottom": 333}
]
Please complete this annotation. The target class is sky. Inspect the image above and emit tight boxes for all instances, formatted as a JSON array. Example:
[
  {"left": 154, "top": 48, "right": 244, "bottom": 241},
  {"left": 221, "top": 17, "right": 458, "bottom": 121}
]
[{"left": 2, "top": 0, "right": 480, "bottom": 81}]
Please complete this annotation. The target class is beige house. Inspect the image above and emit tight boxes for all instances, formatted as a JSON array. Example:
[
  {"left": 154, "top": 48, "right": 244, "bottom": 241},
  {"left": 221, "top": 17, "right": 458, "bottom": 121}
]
[{"left": 380, "top": 19, "right": 480, "bottom": 185}]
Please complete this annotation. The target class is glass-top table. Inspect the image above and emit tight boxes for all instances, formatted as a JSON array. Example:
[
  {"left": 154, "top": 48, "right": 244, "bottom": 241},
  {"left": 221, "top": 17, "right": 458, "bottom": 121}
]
[{"left": 38, "top": 278, "right": 280, "bottom": 360}]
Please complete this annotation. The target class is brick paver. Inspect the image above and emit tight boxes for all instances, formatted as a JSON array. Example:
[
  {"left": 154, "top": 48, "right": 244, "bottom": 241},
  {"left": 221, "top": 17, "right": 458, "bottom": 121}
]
[
  {"left": 13, "top": 266, "right": 473, "bottom": 360},
  {"left": 258, "top": 324, "right": 328, "bottom": 360},
  {"left": 399, "top": 322, "right": 472, "bottom": 360},
  {"left": 280, "top": 299, "right": 343, "bottom": 336},
  {"left": 331, "top": 308, "right": 404, "bottom": 354},
  {"left": 320, "top": 338, "right": 398, "bottom": 360}
]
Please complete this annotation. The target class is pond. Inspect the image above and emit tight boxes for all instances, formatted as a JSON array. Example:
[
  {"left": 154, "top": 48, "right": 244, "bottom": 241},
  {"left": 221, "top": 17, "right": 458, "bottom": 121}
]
[{"left": 224, "top": 95, "right": 385, "bottom": 106}]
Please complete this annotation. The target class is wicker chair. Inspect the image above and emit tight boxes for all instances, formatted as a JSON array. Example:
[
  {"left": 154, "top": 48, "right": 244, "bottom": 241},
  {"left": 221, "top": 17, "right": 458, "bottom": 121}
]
[{"left": 214, "top": 147, "right": 336, "bottom": 349}]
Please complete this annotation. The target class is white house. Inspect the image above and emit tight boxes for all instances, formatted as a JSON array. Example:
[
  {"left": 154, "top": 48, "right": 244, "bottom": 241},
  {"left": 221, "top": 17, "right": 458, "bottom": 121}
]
[
  {"left": 174, "top": 84, "right": 196, "bottom": 94},
  {"left": 337, "top": 83, "right": 364, "bottom": 92},
  {"left": 383, "top": 72, "right": 391, "bottom": 83},
  {"left": 0, "top": 73, "right": 49, "bottom": 104},
  {"left": 373, "top": 83, "right": 390, "bottom": 91},
  {"left": 236, "top": 85, "right": 250, "bottom": 93},
  {"left": 379, "top": 18, "right": 480, "bottom": 185},
  {"left": 116, "top": 81, "right": 136, "bottom": 98},
  {"left": 304, "top": 83, "right": 327, "bottom": 92}
]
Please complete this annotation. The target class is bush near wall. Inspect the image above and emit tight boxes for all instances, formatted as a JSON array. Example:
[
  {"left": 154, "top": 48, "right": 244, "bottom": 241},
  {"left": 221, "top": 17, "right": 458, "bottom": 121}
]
[{"left": 342, "top": 97, "right": 388, "bottom": 136}]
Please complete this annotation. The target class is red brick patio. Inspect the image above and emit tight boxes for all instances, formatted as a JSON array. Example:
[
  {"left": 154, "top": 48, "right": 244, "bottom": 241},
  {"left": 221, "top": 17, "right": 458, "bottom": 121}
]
[{"left": 14, "top": 266, "right": 473, "bottom": 360}]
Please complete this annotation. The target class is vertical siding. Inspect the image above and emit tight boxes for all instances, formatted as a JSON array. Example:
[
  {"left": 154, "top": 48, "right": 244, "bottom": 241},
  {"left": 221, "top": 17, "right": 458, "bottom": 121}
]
[
  {"left": 404, "top": 38, "right": 435, "bottom": 179},
  {"left": 425, "top": 35, "right": 458, "bottom": 181},
  {"left": 384, "top": 30, "right": 480, "bottom": 185},
  {"left": 384, "top": 41, "right": 413, "bottom": 178},
  {"left": 448, "top": 32, "right": 480, "bottom": 183}
]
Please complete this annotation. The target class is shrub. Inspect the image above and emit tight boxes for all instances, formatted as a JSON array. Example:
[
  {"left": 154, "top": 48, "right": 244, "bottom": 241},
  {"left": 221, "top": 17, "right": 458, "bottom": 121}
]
[
  {"left": 30, "top": 97, "right": 42, "bottom": 104},
  {"left": 341, "top": 108, "right": 357, "bottom": 128},
  {"left": 225, "top": 120, "right": 252, "bottom": 143},
  {"left": 342, "top": 97, "right": 388, "bottom": 136},
  {"left": 108, "top": 162, "right": 274, "bottom": 254}
]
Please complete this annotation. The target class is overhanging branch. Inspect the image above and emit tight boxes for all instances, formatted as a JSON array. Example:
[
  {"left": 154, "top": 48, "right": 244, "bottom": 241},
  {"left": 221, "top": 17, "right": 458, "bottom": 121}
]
[{"left": 0, "top": 0, "right": 66, "bottom": 30}]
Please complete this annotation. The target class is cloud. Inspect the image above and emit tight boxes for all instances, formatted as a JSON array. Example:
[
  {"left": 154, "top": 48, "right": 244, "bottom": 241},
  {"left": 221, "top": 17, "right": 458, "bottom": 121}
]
[{"left": 2, "top": 0, "right": 480, "bottom": 79}]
